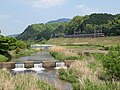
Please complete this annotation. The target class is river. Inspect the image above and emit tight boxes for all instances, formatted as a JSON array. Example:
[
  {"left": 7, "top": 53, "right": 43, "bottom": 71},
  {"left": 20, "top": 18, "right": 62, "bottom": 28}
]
[{"left": 12, "top": 47, "right": 73, "bottom": 90}]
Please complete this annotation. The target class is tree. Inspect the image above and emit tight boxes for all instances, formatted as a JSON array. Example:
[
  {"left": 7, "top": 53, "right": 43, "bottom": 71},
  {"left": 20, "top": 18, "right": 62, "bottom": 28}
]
[
  {"left": 84, "top": 24, "right": 94, "bottom": 33},
  {"left": 65, "top": 16, "right": 84, "bottom": 35}
]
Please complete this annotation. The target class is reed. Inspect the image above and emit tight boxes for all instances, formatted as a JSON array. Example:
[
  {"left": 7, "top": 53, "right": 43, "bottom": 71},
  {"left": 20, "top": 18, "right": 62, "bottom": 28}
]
[{"left": 0, "top": 68, "right": 55, "bottom": 90}]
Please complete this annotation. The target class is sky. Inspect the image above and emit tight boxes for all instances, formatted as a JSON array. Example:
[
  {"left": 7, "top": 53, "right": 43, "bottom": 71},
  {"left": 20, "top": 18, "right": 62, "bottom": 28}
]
[{"left": 0, "top": 0, "right": 120, "bottom": 35}]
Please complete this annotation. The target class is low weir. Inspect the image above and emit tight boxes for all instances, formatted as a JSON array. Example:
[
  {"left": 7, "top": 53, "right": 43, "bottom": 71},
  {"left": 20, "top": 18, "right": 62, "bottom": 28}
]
[
  {"left": 0, "top": 60, "right": 75, "bottom": 70},
  {"left": 55, "top": 62, "right": 66, "bottom": 69},
  {"left": 12, "top": 63, "right": 26, "bottom": 71}
]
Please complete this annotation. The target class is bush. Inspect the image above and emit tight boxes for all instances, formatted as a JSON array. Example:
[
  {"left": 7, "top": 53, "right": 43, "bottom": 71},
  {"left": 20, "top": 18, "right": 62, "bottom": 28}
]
[
  {"left": 0, "top": 54, "right": 8, "bottom": 62},
  {"left": 16, "top": 40, "right": 28, "bottom": 49},
  {"left": 102, "top": 45, "right": 120, "bottom": 81},
  {"left": 50, "top": 52, "right": 65, "bottom": 60}
]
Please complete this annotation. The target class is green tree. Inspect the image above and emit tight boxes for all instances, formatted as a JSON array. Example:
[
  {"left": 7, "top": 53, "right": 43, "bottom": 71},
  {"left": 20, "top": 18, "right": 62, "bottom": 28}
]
[
  {"left": 84, "top": 24, "right": 94, "bottom": 33},
  {"left": 65, "top": 16, "right": 84, "bottom": 35},
  {"left": 16, "top": 40, "right": 28, "bottom": 49}
]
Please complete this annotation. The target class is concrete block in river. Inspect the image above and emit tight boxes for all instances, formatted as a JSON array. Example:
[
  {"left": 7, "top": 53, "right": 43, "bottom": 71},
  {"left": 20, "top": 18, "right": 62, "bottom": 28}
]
[
  {"left": 24, "top": 61, "right": 34, "bottom": 68},
  {"left": 42, "top": 60, "right": 56, "bottom": 69},
  {"left": 2, "top": 62, "right": 15, "bottom": 69}
]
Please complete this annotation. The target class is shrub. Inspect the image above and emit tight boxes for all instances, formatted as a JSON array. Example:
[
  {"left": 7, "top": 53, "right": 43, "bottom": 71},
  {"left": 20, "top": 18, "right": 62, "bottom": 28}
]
[
  {"left": 50, "top": 52, "right": 65, "bottom": 60},
  {"left": 0, "top": 54, "right": 8, "bottom": 62},
  {"left": 102, "top": 45, "right": 120, "bottom": 81}
]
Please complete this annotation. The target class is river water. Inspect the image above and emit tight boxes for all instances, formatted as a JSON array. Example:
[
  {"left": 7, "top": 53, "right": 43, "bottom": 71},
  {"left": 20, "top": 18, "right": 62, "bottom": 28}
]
[
  {"left": 12, "top": 48, "right": 73, "bottom": 90},
  {"left": 12, "top": 51, "right": 56, "bottom": 62}
]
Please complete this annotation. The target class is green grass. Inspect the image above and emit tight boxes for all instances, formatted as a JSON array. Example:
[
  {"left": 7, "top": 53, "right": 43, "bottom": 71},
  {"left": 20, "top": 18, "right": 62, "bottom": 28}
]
[
  {"left": 82, "top": 79, "right": 119, "bottom": 90},
  {"left": 0, "top": 54, "right": 8, "bottom": 62},
  {"left": 63, "top": 45, "right": 103, "bottom": 50},
  {"left": 58, "top": 69, "right": 80, "bottom": 90},
  {"left": 50, "top": 51, "right": 83, "bottom": 61}
]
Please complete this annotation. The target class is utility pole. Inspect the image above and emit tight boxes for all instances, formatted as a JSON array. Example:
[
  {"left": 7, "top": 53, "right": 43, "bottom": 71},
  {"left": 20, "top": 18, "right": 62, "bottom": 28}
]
[{"left": 93, "top": 25, "right": 96, "bottom": 38}]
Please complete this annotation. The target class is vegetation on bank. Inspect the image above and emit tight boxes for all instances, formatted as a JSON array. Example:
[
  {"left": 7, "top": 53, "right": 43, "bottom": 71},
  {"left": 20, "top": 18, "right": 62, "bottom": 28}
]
[
  {"left": 9, "top": 48, "right": 43, "bottom": 58},
  {"left": 59, "top": 68, "right": 120, "bottom": 90},
  {"left": 0, "top": 69, "right": 55, "bottom": 90},
  {"left": 0, "top": 55, "right": 8, "bottom": 62},
  {"left": 0, "top": 35, "right": 30, "bottom": 62},
  {"left": 49, "top": 46, "right": 84, "bottom": 61},
  {"left": 56, "top": 45, "right": 120, "bottom": 90},
  {"left": 58, "top": 69, "right": 80, "bottom": 90},
  {"left": 102, "top": 45, "right": 120, "bottom": 81}
]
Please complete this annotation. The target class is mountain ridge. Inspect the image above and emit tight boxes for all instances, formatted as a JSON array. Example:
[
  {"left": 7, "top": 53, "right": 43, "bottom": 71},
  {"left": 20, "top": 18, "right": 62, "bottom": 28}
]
[{"left": 47, "top": 18, "right": 71, "bottom": 23}]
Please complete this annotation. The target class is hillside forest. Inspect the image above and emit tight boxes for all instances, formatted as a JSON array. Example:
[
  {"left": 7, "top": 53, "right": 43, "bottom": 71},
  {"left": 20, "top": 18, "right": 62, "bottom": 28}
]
[{"left": 16, "top": 13, "right": 120, "bottom": 41}]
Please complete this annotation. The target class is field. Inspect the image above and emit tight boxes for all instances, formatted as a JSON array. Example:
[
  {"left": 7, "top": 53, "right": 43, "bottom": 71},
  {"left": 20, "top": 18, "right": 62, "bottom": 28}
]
[{"left": 47, "top": 36, "right": 120, "bottom": 46}]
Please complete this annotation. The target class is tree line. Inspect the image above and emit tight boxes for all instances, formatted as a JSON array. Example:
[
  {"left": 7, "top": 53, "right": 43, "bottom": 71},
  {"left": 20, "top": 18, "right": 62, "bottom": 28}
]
[{"left": 16, "top": 13, "right": 120, "bottom": 41}]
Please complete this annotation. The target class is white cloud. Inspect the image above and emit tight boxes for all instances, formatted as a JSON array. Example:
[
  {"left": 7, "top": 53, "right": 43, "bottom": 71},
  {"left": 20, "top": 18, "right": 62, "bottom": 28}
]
[
  {"left": 0, "top": 14, "right": 11, "bottom": 19},
  {"left": 76, "top": 4, "right": 96, "bottom": 15},
  {"left": 17, "top": 0, "right": 66, "bottom": 9}
]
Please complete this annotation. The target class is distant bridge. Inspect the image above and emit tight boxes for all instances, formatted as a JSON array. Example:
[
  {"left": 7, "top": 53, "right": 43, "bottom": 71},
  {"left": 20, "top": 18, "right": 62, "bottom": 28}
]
[{"left": 31, "top": 44, "right": 54, "bottom": 50}]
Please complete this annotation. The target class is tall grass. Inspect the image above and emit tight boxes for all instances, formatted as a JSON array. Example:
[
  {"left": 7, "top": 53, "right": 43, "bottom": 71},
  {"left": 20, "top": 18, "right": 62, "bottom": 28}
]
[
  {"left": 0, "top": 69, "right": 55, "bottom": 90},
  {"left": 59, "top": 59, "right": 120, "bottom": 90}
]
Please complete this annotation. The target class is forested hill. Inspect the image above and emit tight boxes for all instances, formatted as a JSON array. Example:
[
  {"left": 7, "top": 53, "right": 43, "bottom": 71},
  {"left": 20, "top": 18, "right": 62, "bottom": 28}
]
[{"left": 16, "top": 13, "right": 120, "bottom": 41}]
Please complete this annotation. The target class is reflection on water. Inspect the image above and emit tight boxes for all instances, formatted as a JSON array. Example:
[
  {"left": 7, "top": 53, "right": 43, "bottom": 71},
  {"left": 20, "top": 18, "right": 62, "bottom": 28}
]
[{"left": 12, "top": 51, "right": 56, "bottom": 62}]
